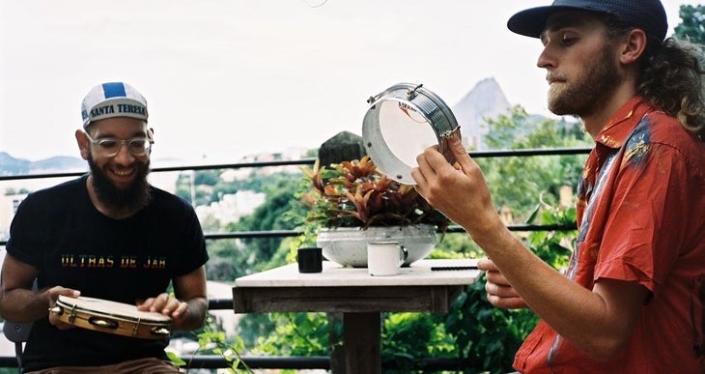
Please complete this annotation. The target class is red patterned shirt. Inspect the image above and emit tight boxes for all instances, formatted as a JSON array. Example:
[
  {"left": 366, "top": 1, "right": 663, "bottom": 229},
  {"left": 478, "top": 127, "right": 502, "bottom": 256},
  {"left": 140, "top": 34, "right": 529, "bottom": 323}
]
[{"left": 513, "top": 97, "right": 705, "bottom": 373}]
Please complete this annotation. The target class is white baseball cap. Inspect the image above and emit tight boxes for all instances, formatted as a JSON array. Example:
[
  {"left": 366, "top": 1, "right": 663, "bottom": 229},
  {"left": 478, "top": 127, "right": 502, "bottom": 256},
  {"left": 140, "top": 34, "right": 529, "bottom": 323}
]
[{"left": 81, "top": 82, "right": 149, "bottom": 129}]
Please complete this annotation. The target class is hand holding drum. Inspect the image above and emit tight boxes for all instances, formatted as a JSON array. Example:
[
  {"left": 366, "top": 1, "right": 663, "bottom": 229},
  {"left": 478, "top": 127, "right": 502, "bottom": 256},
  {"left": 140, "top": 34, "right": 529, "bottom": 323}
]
[{"left": 49, "top": 295, "right": 172, "bottom": 340}]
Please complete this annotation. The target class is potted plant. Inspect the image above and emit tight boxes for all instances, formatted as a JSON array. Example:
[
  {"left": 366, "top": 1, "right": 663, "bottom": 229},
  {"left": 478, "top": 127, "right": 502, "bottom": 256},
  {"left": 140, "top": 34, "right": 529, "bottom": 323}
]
[{"left": 301, "top": 156, "right": 449, "bottom": 267}]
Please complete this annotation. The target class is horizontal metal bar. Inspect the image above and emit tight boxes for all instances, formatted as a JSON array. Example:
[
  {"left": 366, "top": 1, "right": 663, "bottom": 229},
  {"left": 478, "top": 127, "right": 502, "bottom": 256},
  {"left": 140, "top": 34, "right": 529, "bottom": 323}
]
[
  {"left": 470, "top": 147, "right": 590, "bottom": 158},
  {"left": 204, "top": 230, "right": 303, "bottom": 240},
  {"left": 152, "top": 159, "right": 313, "bottom": 172},
  {"left": 182, "top": 355, "right": 476, "bottom": 370},
  {"left": 0, "top": 224, "right": 576, "bottom": 247},
  {"left": 449, "top": 223, "right": 576, "bottom": 232},
  {"left": 182, "top": 355, "right": 330, "bottom": 369},
  {"left": 208, "top": 298, "right": 234, "bottom": 310},
  {"left": 201, "top": 224, "right": 575, "bottom": 240},
  {"left": 0, "top": 171, "right": 88, "bottom": 181},
  {"left": 0, "top": 147, "right": 591, "bottom": 181},
  {"left": 0, "top": 354, "right": 476, "bottom": 370}
]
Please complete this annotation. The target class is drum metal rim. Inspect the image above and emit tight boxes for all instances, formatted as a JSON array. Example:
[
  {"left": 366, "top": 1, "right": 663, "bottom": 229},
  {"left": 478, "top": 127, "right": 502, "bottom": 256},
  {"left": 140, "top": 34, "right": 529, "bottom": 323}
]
[{"left": 367, "top": 82, "right": 459, "bottom": 136}]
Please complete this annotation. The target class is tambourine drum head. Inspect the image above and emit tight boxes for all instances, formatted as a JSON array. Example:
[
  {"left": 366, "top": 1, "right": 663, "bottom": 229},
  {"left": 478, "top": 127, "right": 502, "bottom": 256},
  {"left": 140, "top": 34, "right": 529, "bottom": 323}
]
[
  {"left": 60, "top": 296, "right": 171, "bottom": 321},
  {"left": 378, "top": 100, "right": 438, "bottom": 171}
]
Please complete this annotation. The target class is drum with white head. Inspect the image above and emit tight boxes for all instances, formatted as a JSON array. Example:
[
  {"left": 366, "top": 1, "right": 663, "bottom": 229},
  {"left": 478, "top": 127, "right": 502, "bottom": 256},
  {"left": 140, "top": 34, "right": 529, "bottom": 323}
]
[
  {"left": 362, "top": 83, "right": 461, "bottom": 185},
  {"left": 50, "top": 295, "right": 171, "bottom": 340}
]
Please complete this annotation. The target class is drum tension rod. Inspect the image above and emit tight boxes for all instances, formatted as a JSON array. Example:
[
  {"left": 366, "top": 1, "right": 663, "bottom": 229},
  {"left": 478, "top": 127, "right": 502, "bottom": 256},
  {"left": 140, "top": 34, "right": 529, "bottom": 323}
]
[
  {"left": 407, "top": 84, "right": 423, "bottom": 100},
  {"left": 68, "top": 304, "right": 77, "bottom": 324},
  {"left": 133, "top": 317, "right": 141, "bottom": 337}
]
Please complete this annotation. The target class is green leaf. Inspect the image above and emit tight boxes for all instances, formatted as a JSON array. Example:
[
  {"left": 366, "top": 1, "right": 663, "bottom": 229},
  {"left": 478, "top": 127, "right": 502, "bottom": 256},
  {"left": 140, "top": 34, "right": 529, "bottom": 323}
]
[{"left": 165, "top": 350, "right": 186, "bottom": 367}]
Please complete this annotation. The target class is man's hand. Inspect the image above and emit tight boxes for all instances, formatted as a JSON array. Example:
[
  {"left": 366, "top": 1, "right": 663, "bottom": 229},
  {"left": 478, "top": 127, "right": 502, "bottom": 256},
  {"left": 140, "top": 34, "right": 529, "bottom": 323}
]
[
  {"left": 46, "top": 286, "right": 81, "bottom": 330},
  {"left": 137, "top": 293, "right": 189, "bottom": 325},
  {"left": 477, "top": 258, "right": 527, "bottom": 309},
  {"left": 411, "top": 134, "right": 501, "bottom": 236}
]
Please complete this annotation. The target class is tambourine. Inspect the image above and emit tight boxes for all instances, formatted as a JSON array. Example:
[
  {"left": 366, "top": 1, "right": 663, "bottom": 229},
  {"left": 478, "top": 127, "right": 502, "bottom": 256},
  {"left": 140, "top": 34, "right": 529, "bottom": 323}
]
[
  {"left": 50, "top": 295, "right": 171, "bottom": 340},
  {"left": 362, "top": 83, "right": 461, "bottom": 185}
]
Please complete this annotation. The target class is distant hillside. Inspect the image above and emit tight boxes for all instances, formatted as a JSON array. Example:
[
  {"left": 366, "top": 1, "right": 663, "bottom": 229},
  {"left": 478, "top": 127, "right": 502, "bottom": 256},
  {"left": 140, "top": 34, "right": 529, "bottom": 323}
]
[
  {"left": 452, "top": 78, "right": 512, "bottom": 149},
  {"left": 0, "top": 152, "right": 85, "bottom": 176},
  {"left": 0, "top": 152, "right": 31, "bottom": 175}
]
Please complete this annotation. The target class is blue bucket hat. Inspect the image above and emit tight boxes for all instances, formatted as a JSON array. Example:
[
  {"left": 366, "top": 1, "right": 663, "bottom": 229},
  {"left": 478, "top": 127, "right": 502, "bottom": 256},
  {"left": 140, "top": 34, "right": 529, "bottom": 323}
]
[{"left": 507, "top": 0, "right": 668, "bottom": 43}]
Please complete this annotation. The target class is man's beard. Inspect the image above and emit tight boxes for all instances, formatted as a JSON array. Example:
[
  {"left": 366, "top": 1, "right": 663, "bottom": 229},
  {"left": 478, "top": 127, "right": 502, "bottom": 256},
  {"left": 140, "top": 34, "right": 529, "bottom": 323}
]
[
  {"left": 88, "top": 154, "right": 152, "bottom": 213},
  {"left": 548, "top": 45, "right": 622, "bottom": 117}
]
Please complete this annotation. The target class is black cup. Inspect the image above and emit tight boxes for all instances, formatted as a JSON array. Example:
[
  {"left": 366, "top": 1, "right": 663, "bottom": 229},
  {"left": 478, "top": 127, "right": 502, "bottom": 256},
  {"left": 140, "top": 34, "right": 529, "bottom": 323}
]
[{"left": 297, "top": 247, "right": 323, "bottom": 273}]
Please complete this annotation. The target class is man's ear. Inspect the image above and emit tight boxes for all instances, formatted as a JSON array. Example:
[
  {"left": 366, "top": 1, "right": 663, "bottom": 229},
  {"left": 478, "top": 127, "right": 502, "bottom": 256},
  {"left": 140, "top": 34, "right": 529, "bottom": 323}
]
[
  {"left": 75, "top": 129, "right": 89, "bottom": 160},
  {"left": 619, "top": 28, "right": 648, "bottom": 65},
  {"left": 148, "top": 127, "right": 155, "bottom": 139}
]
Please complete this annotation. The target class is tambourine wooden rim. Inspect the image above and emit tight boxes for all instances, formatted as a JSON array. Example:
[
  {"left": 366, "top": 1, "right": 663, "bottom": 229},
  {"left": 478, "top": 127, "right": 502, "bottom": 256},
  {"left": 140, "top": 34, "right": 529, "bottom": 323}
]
[
  {"left": 50, "top": 295, "right": 172, "bottom": 340},
  {"left": 362, "top": 83, "right": 461, "bottom": 185}
]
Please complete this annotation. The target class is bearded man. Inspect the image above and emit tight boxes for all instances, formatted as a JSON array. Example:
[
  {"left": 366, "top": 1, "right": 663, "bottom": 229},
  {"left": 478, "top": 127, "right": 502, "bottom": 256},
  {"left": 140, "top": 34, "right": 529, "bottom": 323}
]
[
  {"left": 413, "top": 0, "right": 705, "bottom": 372},
  {"left": 0, "top": 82, "right": 208, "bottom": 373}
]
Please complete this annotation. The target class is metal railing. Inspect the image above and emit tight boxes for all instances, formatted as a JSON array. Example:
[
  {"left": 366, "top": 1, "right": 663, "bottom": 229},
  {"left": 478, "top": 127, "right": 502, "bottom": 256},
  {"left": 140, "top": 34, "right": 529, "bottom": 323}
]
[{"left": 0, "top": 146, "right": 591, "bottom": 371}]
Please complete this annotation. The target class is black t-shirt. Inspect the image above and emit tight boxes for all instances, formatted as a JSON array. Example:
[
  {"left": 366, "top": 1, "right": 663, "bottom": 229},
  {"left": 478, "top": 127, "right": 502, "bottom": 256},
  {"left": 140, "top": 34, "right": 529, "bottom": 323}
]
[{"left": 6, "top": 175, "right": 208, "bottom": 371}]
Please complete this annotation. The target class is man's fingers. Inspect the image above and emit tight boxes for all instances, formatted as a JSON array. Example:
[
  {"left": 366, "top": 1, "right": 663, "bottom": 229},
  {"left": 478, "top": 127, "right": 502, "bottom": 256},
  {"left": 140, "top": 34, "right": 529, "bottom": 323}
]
[
  {"left": 151, "top": 293, "right": 170, "bottom": 312},
  {"left": 477, "top": 258, "right": 498, "bottom": 271},
  {"left": 410, "top": 167, "right": 428, "bottom": 188},
  {"left": 487, "top": 295, "right": 527, "bottom": 309},
  {"left": 445, "top": 135, "right": 473, "bottom": 172},
  {"left": 486, "top": 270, "right": 512, "bottom": 287},
  {"left": 162, "top": 295, "right": 181, "bottom": 314},
  {"left": 62, "top": 288, "right": 80, "bottom": 298},
  {"left": 136, "top": 297, "right": 156, "bottom": 311},
  {"left": 416, "top": 148, "right": 438, "bottom": 175},
  {"left": 171, "top": 302, "right": 188, "bottom": 319},
  {"left": 49, "top": 286, "right": 80, "bottom": 297},
  {"left": 486, "top": 281, "right": 521, "bottom": 299},
  {"left": 46, "top": 286, "right": 81, "bottom": 307},
  {"left": 138, "top": 293, "right": 181, "bottom": 315},
  {"left": 421, "top": 145, "right": 452, "bottom": 171}
]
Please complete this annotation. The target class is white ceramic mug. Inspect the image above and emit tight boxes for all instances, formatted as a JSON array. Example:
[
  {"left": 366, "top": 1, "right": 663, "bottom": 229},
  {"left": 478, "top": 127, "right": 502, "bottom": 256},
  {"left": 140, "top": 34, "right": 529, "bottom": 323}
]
[{"left": 367, "top": 240, "right": 408, "bottom": 276}]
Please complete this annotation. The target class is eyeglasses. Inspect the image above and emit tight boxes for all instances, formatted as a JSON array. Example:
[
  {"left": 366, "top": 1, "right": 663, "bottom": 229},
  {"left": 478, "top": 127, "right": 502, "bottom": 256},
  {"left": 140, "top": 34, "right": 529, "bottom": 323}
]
[{"left": 85, "top": 133, "right": 154, "bottom": 157}]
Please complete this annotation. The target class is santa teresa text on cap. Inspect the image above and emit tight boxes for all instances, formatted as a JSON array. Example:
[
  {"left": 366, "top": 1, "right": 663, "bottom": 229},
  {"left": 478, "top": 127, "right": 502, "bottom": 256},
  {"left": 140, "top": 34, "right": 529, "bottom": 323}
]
[{"left": 81, "top": 103, "right": 146, "bottom": 123}]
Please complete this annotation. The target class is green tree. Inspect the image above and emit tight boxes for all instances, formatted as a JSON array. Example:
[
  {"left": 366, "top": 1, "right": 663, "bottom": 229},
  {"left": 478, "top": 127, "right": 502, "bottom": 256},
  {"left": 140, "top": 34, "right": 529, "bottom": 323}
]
[
  {"left": 228, "top": 175, "right": 307, "bottom": 268},
  {"left": 194, "top": 170, "right": 220, "bottom": 186},
  {"left": 674, "top": 4, "right": 705, "bottom": 45},
  {"left": 202, "top": 171, "right": 307, "bottom": 283},
  {"left": 478, "top": 106, "right": 591, "bottom": 220}
]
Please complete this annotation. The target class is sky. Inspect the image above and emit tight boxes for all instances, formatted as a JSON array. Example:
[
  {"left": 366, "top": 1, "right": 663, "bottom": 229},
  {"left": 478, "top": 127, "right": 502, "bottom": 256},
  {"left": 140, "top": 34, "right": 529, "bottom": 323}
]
[{"left": 0, "top": 0, "right": 701, "bottom": 165}]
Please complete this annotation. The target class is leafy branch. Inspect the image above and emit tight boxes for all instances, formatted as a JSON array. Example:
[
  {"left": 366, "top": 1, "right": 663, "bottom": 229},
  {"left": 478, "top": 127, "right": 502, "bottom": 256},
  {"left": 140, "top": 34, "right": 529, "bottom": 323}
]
[{"left": 301, "top": 156, "right": 448, "bottom": 229}]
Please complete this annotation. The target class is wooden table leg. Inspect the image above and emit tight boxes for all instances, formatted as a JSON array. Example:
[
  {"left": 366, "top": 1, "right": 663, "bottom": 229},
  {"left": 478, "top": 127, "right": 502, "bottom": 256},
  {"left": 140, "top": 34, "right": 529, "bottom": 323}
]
[{"left": 340, "top": 312, "right": 381, "bottom": 374}]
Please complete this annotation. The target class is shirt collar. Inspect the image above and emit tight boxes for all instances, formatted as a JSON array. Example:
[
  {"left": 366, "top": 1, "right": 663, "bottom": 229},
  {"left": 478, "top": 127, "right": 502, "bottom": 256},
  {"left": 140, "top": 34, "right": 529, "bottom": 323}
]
[{"left": 593, "top": 96, "right": 654, "bottom": 149}]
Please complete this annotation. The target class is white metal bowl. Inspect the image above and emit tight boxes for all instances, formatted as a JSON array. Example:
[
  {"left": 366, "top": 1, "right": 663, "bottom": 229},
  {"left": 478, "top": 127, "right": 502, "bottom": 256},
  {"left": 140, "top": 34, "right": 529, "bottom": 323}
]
[{"left": 316, "top": 224, "right": 437, "bottom": 268}]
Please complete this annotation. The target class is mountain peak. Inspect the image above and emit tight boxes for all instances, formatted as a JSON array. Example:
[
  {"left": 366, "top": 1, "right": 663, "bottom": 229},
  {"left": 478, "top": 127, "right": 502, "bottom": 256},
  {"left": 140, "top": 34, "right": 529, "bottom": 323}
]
[{"left": 452, "top": 77, "right": 511, "bottom": 149}]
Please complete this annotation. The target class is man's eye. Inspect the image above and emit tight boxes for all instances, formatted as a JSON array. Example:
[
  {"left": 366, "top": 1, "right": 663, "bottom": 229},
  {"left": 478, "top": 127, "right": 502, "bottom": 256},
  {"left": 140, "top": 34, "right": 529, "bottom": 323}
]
[
  {"left": 98, "top": 139, "right": 118, "bottom": 148},
  {"left": 561, "top": 33, "right": 578, "bottom": 46},
  {"left": 129, "top": 140, "right": 148, "bottom": 149}
]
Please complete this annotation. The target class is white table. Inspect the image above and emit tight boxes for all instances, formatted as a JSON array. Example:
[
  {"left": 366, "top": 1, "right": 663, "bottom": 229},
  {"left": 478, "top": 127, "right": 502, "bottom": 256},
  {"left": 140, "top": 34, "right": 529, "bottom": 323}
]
[{"left": 233, "top": 259, "right": 480, "bottom": 374}]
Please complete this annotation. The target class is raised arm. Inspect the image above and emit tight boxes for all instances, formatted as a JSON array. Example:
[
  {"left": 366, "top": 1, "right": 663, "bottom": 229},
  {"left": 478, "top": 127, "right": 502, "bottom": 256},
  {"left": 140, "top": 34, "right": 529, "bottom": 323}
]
[{"left": 412, "top": 136, "right": 649, "bottom": 361}]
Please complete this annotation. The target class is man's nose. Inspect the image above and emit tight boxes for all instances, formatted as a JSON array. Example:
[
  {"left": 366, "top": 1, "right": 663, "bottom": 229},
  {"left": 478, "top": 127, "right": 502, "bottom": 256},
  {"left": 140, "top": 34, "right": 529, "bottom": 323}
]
[
  {"left": 537, "top": 45, "right": 556, "bottom": 70},
  {"left": 113, "top": 143, "right": 135, "bottom": 164}
]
